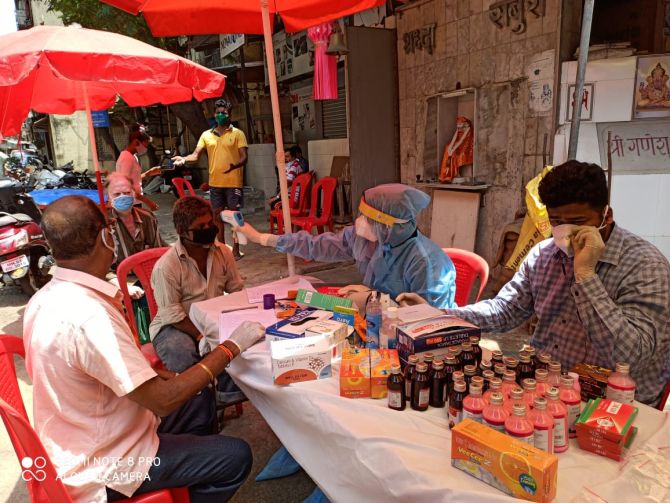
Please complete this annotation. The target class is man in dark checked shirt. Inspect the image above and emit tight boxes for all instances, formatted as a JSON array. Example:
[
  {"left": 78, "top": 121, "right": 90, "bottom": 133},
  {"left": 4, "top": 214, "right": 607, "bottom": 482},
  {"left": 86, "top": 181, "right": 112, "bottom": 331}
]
[{"left": 399, "top": 160, "right": 670, "bottom": 405}]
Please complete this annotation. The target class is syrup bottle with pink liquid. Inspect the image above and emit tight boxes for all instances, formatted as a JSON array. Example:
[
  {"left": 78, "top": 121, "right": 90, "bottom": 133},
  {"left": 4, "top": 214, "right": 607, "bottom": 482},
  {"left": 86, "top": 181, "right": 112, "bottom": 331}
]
[
  {"left": 547, "top": 361, "right": 562, "bottom": 388},
  {"left": 483, "top": 377, "right": 503, "bottom": 404},
  {"left": 483, "top": 391, "right": 509, "bottom": 433},
  {"left": 462, "top": 383, "right": 486, "bottom": 423},
  {"left": 522, "top": 378, "right": 540, "bottom": 410},
  {"left": 531, "top": 397, "right": 554, "bottom": 453},
  {"left": 504, "top": 387, "right": 525, "bottom": 415},
  {"left": 501, "top": 370, "right": 518, "bottom": 398},
  {"left": 606, "top": 362, "right": 636, "bottom": 404},
  {"left": 545, "top": 386, "right": 569, "bottom": 453},
  {"left": 535, "top": 368, "right": 549, "bottom": 397},
  {"left": 505, "top": 402, "right": 534, "bottom": 444},
  {"left": 559, "top": 375, "right": 581, "bottom": 439}
]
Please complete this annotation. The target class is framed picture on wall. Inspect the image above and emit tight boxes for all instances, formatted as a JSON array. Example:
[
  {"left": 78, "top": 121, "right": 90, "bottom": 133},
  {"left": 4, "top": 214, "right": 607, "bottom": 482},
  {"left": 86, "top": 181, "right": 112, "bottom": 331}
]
[{"left": 633, "top": 55, "right": 670, "bottom": 119}]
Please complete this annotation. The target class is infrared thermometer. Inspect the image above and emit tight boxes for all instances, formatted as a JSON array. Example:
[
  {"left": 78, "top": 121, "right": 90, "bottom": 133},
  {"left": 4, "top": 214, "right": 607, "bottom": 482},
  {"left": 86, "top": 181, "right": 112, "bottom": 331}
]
[{"left": 221, "top": 210, "right": 247, "bottom": 245}]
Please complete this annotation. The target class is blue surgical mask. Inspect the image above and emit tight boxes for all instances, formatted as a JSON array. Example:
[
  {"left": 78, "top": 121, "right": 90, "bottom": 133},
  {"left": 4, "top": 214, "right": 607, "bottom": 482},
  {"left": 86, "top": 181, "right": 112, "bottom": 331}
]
[{"left": 112, "top": 195, "right": 135, "bottom": 213}]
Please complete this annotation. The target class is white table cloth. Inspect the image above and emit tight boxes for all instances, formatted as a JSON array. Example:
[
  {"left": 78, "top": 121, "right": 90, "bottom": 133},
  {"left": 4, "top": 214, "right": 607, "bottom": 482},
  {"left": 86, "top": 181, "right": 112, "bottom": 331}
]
[{"left": 190, "top": 286, "right": 668, "bottom": 503}]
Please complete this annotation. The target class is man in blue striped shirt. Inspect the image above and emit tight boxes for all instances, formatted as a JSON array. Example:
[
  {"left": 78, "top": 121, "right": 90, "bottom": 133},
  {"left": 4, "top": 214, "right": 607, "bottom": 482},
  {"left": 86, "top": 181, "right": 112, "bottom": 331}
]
[{"left": 399, "top": 161, "right": 670, "bottom": 405}]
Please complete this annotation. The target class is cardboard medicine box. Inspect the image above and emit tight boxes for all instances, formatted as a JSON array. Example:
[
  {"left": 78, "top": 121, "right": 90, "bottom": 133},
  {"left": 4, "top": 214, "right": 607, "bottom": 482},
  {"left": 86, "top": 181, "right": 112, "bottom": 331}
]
[
  {"left": 305, "top": 319, "right": 349, "bottom": 359},
  {"left": 271, "top": 335, "right": 332, "bottom": 385},
  {"left": 265, "top": 309, "right": 333, "bottom": 342},
  {"left": 397, "top": 315, "right": 480, "bottom": 365},
  {"left": 295, "top": 289, "right": 353, "bottom": 310},
  {"left": 340, "top": 347, "right": 371, "bottom": 398},
  {"left": 371, "top": 349, "right": 400, "bottom": 399},
  {"left": 451, "top": 419, "right": 558, "bottom": 503}
]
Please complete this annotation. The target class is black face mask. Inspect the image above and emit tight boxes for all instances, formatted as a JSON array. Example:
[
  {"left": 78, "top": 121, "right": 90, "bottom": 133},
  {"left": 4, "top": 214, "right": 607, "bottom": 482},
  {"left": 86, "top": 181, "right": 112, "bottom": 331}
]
[{"left": 186, "top": 226, "right": 218, "bottom": 247}]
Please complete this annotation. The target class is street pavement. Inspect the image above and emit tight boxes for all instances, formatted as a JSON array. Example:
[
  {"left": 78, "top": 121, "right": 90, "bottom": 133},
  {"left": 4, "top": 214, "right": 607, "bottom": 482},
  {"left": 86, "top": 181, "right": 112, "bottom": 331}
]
[{"left": 0, "top": 191, "right": 537, "bottom": 502}]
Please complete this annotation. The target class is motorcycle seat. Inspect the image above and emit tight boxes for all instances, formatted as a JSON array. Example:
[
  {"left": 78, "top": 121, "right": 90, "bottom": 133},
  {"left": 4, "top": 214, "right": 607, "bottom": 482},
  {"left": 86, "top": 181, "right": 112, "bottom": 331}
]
[{"left": 0, "top": 213, "right": 33, "bottom": 227}]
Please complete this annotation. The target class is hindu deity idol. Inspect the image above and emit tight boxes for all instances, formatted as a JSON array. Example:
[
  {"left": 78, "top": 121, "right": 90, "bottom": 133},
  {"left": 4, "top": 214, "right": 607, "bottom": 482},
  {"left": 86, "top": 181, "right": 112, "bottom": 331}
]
[{"left": 638, "top": 62, "right": 670, "bottom": 108}]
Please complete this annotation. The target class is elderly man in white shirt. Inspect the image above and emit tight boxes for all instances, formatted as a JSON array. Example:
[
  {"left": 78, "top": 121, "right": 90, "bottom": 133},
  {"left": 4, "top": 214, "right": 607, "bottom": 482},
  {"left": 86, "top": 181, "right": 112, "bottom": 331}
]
[{"left": 23, "top": 195, "right": 264, "bottom": 503}]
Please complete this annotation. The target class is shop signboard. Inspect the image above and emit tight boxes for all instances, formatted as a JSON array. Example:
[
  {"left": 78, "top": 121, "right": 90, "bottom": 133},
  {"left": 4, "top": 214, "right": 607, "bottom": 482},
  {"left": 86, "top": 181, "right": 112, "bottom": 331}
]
[
  {"left": 269, "top": 30, "right": 313, "bottom": 83},
  {"left": 91, "top": 110, "right": 110, "bottom": 128},
  {"left": 219, "top": 34, "right": 245, "bottom": 59},
  {"left": 597, "top": 120, "right": 670, "bottom": 174}
]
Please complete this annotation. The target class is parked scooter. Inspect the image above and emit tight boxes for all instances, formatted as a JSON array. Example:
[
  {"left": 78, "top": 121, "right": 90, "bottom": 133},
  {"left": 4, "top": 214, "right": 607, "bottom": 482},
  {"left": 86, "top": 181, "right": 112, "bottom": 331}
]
[{"left": 0, "top": 179, "right": 53, "bottom": 295}]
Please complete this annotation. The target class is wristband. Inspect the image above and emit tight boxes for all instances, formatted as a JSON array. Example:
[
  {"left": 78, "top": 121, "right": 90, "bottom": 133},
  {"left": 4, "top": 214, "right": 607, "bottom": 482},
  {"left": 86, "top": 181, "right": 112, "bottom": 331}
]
[
  {"left": 224, "top": 339, "right": 242, "bottom": 356},
  {"left": 216, "top": 343, "right": 235, "bottom": 363},
  {"left": 197, "top": 363, "right": 215, "bottom": 384}
]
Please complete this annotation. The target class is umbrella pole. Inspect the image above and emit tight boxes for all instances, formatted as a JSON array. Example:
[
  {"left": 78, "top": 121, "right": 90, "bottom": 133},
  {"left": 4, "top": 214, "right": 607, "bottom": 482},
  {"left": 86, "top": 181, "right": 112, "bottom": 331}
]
[
  {"left": 82, "top": 83, "right": 107, "bottom": 218},
  {"left": 261, "top": 0, "right": 295, "bottom": 277}
]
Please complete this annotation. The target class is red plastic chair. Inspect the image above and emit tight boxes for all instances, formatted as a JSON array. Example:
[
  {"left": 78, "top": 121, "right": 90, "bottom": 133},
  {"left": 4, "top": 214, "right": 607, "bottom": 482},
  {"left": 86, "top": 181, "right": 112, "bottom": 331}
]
[
  {"left": 269, "top": 172, "right": 313, "bottom": 234},
  {"left": 117, "top": 247, "right": 170, "bottom": 368},
  {"left": 443, "top": 248, "right": 490, "bottom": 307},
  {"left": 0, "top": 335, "right": 189, "bottom": 503},
  {"left": 172, "top": 177, "right": 196, "bottom": 198},
  {"left": 291, "top": 176, "right": 337, "bottom": 234}
]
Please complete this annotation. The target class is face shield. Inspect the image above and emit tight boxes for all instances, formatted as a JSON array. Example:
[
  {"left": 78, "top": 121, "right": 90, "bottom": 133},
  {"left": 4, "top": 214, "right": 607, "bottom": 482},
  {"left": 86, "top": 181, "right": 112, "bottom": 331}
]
[{"left": 355, "top": 197, "right": 409, "bottom": 243}]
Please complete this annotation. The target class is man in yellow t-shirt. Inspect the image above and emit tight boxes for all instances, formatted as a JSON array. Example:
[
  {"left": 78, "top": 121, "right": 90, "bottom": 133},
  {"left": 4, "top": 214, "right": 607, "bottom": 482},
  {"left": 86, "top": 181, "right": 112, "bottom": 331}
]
[{"left": 173, "top": 99, "right": 248, "bottom": 259}]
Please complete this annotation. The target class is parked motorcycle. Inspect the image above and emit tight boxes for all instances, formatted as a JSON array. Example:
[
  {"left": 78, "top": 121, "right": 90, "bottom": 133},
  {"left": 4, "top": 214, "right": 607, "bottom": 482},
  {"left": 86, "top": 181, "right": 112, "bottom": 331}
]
[{"left": 0, "top": 179, "right": 54, "bottom": 295}]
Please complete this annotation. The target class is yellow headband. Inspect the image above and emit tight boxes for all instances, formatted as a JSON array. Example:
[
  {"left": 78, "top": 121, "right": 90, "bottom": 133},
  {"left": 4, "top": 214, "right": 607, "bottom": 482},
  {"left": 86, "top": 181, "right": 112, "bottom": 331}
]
[{"left": 358, "top": 198, "right": 409, "bottom": 226}]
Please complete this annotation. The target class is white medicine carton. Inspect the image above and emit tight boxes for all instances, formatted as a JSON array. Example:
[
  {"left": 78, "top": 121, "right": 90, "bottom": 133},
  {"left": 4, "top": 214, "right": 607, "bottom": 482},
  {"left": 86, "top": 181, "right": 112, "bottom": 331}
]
[{"left": 270, "top": 334, "right": 332, "bottom": 385}]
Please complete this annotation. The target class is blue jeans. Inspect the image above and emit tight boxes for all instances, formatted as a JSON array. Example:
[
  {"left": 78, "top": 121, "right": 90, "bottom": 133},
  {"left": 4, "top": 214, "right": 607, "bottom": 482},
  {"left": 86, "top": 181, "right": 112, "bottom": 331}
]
[
  {"left": 107, "top": 390, "right": 252, "bottom": 502},
  {"left": 153, "top": 325, "right": 243, "bottom": 397}
]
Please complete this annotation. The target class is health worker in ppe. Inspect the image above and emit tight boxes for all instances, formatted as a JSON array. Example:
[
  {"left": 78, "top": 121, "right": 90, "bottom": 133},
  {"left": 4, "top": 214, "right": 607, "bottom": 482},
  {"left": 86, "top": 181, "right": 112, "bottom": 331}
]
[{"left": 235, "top": 183, "right": 457, "bottom": 309}]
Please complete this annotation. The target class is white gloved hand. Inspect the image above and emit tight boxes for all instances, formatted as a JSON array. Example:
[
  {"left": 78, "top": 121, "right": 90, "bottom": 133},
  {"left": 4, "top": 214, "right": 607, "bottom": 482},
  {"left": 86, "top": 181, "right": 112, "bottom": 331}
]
[
  {"left": 129, "top": 285, "right": 145, "bottom": 300},
  {"left": 572, "top": 226, "right": 605, "bottom": 283},
  {"left": 395, "top": 292, "right": 428, "bottom": 307},
  {"left": 337, "top": 284, "right": 370, "bottom": 296},
  {"left": 228, "top": 320, "right": 265, "bottom": 353},
  {"left": 198, "top": 336, "right": 211, "bottom": 357}
]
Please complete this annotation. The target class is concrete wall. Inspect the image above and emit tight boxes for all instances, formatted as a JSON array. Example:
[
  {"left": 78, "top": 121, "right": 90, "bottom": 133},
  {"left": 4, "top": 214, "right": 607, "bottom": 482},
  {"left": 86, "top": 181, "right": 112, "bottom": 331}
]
[
  {"left": 29, "top": 0, "right": 63, "bottom": 27},
  {"left": 307, "top": 139, "right": 350, "bottom": 179},
  {"left": 396, "top": 0, "right": 561, "bottom": 263},
  {"left": 246, "top": 143, "right": 277, "bottom": 199},
  {"left": 50, "top": 112, "right": 92, "bottom": 173}
]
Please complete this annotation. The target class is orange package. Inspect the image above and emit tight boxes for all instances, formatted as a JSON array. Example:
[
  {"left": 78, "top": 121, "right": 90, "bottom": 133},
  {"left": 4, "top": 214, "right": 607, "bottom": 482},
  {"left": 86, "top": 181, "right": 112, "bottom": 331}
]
[
  {"left": 451, "top": 419, "right": 558, "bottom": 503},
  {"left": 340, "top": 347, "right": 370, "bottom": 398},
  {"left": 371, "top": 349, "right": 400, "bottom": 399}
]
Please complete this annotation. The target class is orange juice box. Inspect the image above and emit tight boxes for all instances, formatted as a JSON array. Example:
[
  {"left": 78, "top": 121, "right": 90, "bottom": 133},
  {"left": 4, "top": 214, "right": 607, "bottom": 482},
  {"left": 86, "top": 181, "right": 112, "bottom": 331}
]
[
  {"left": 451, "top": 419, "right": 558, "bottom": 503},
  {"left": 340, "top": 347, "right": 370, "bottom": 398},
  {"left": 370, "top": 349, "right": 399, "bottom": 399}
]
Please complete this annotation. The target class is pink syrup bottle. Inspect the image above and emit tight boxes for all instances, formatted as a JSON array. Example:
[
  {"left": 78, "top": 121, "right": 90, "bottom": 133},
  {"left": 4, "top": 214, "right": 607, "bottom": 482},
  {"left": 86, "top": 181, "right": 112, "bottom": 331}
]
[
  {"left": 545, "top": 386, "right": 569, "bottom": 453},
  {"left": 501, "top": 370, "right": 518, "bottom": 399},
  {"left": 483, "top": 377, "right": 503, "bottom": 404},
  {"left": 606, "top": 362, "right": 636, "bottom": 404},
  {"left": 462, "top": 383, "right": 486, "bottom": 423},
  {"left": 547, "top": 361, "right": 562, "bottom": 388},
  {"left": 559, "top": 375, "right": 581, "bottom": 439},
  {"left": 483, "top": 391, "right": 509, "bottom": 433},
  {"left": 535, "top": 368, "right": 549, "bottom": 397},
  {"left": 504, "top": 387, "right": 525, "bottom": 415},
  {"left": 522, "top": 378, "right": 540, "bottom": 410},
  {"left": 531, "top": 397, "right": 554, "bottom": 453},
  {"left": 505, "top": 402, "right": 534, "bottom": 444}
]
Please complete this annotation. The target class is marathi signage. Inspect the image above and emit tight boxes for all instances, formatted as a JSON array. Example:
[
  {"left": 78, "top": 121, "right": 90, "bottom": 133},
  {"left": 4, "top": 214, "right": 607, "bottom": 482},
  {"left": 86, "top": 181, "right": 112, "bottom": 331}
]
[
  {"left": 402, "top": 24, "right": 436, "bottom": 55},
  {"left": 597, "top": 120, "right": 670, "bottom": 174},
  {"left": 566, "top": 83, "right": 594, "bottom": 122},
  {"left": 488, "top": 0, "right": 546, "bottom": 35},
  {"left": 219, "top": 34, "right": 245, "bottom": 59}
]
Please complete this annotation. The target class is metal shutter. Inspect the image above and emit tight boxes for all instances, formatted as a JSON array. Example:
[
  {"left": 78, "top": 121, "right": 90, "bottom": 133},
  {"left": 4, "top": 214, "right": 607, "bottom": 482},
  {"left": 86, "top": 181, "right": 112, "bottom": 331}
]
[{"left": 322, "top": 86, "right": 347, "bottom": 139}]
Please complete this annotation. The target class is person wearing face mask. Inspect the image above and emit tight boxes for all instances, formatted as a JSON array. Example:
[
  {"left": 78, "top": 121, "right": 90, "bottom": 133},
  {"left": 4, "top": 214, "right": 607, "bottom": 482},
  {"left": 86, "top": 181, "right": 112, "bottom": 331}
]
[
  {"left": 104, "top": 173, "right": 164, "bottom": 307},
  {"left": 149, "top": 196, "right": 245, "bottom": 402},
  {"left": 116, "top": 130, "right": 162, "bottom": 211},
  {"left": 235, "top": 183, "right": 457, "bottom": 309},
  {"left": 398, "top": 161, "right": 670, "bottom": 406},
  {"left": 24, "top": 195, "right": 263, "bottom": 502},
  {"left": 172, "top": 99, "right": 248, "bottom": 260}
]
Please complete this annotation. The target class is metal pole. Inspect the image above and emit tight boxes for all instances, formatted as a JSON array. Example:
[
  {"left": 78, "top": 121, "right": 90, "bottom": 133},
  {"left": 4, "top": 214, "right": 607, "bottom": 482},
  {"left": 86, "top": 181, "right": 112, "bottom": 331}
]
[
  {"left": 261, "top": 0, "right": 295, "bottom": 276},
  {"left": 82, "top": 82, "right": 107, "bottom": 218},
  {"left": 239, "top": 45, "right": 256, "bottom": 142},
  {"left": 567, "top": 0, "right": 595, "bottom": 160}
]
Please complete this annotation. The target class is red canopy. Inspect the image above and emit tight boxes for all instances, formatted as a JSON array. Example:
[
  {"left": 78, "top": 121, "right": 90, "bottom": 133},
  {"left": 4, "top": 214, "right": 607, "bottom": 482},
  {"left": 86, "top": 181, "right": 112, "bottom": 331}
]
[
  {"left": 0, "top": 25, "right": 226, "bottom": 137},
  {"left": 102, "top": 0, "right": 385, "bottom": 34}
]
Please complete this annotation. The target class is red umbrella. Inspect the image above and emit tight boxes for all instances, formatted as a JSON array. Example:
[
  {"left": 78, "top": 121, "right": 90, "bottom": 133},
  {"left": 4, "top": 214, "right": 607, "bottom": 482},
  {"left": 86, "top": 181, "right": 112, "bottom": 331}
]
[
  {"left": 102, "top": 0, "right": 383, "bottom": 275},
  {"left": 0, "top": 25, "right": 226, "bottom": 211}
]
